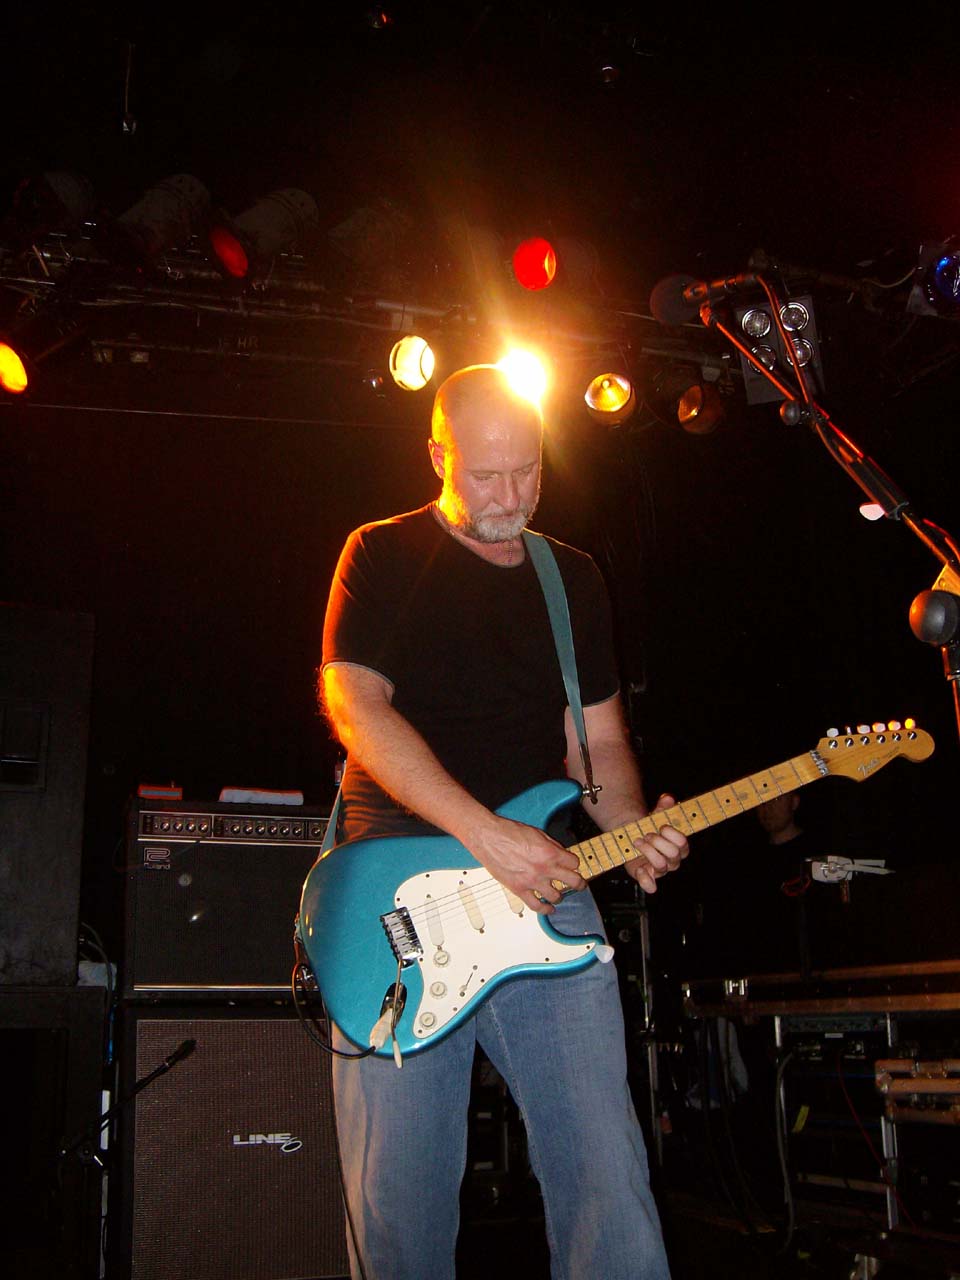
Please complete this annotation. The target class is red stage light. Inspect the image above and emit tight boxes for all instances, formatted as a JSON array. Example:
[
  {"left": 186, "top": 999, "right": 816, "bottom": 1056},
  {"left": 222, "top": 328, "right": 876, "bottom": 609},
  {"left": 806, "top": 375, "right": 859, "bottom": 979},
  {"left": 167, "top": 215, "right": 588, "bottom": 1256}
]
[
  {"left": 512, "top": 237, "right": 557, "bottom": 291},
  {"left": 209, "top": 225, "right": 249, "bottom": 279}
]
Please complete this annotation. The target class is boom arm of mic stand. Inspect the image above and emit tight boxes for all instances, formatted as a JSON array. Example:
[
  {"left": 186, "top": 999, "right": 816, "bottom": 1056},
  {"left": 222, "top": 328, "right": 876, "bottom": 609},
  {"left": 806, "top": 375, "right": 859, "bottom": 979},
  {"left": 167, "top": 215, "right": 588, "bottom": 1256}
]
[
  {"left": 699, "top": 299, "right": 954, "bottom": 553},
  {"left": 698, "top": 294, "right": 960, "bottom": 745}
]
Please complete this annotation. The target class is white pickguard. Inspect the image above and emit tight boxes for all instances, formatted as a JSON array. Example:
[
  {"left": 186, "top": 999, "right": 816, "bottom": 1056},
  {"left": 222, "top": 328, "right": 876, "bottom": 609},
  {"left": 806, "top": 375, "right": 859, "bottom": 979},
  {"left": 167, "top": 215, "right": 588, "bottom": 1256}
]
[{"left": 394, "top": 866, "right": 598, "bottom": 1041}]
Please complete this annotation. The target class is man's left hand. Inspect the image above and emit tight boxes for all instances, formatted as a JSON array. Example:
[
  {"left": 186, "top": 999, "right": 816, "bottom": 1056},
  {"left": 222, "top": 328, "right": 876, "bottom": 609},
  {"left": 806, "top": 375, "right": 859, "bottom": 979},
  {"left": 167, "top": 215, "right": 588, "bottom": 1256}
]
[{"left": 622, "top": 793, "right": 689, "bottom": 894}]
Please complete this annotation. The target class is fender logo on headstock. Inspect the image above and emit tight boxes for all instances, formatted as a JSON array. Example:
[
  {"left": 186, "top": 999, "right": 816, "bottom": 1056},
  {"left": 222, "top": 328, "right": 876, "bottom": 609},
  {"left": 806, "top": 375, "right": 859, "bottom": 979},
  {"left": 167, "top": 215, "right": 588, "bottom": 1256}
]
[{"left": 857, "top": 756, "right": 883, "bottom": 777}]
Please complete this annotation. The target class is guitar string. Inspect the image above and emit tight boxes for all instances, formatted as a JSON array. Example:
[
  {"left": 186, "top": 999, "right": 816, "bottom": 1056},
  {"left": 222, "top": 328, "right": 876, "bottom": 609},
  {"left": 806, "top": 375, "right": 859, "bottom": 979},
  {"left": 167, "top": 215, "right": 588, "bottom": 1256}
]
[
  {"left": 391, "top": 778, "right": 775, "bottom": 931},
  {"left": 381, "top": 744, "right": 891, "bottom": 937},
  {"left": 356, "top": 743, "right": 906, "bottom": 1018},
  {"left": 392, "top": 783, "right": 779, "bottom": 932}
]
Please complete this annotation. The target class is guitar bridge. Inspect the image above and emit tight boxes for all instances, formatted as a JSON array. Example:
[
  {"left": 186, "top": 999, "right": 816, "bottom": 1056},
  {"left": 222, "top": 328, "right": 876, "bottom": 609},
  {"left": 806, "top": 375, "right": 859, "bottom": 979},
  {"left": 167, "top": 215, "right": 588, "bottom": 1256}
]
[{"left": 381, "top": 906, "right": 422, "bottom": 967}]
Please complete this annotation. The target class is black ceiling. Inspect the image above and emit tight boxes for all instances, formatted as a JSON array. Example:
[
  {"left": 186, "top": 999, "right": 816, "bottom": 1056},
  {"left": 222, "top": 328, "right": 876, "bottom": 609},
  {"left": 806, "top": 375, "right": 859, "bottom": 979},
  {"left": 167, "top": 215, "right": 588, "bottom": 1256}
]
[{"left": 4, "top": 4, "right": 958, "bottom": 279}]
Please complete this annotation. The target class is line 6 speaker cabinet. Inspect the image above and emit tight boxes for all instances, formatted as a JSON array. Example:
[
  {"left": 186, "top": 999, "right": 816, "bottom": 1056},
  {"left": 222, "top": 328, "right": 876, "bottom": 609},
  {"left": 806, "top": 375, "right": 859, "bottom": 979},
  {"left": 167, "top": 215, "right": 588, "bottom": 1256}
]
[
  {"left": 114, "top": 1005, "right": 348, "bottom": 1280},
  {"left": 123, "top": 799, "right": 328, "bottom": 997}
]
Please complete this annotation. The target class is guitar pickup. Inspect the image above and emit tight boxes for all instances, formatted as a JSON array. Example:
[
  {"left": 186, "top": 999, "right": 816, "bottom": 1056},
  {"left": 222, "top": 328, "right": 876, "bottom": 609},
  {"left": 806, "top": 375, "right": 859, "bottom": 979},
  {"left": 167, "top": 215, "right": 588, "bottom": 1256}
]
[{"left": 381, "top": 906, "right": 422, "bottom": 967}]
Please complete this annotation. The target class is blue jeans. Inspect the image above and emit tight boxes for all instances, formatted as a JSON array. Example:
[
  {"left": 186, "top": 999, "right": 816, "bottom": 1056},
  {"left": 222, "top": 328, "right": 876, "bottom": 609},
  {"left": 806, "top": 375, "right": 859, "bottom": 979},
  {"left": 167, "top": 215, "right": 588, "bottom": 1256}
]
[{"left": 331, "top": 889, "right": 671, "bottom": 1280}]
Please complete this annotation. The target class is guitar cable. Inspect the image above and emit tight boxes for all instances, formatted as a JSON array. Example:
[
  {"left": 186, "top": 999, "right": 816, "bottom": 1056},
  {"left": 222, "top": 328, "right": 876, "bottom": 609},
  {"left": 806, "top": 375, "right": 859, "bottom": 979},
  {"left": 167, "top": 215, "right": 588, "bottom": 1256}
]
[
  {"left": 290, "top": 958, "right": 376, "bottom": 1059},
  {"left": 289, "top": 955, "right": 373, "bottom": 1280}
]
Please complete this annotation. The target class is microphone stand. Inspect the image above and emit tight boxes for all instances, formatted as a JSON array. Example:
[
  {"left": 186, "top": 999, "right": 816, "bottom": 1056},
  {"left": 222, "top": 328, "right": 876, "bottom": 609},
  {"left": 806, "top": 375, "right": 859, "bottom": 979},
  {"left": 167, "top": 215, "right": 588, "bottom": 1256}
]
[
  {"left": 697, "top": 278, "right": 960, "bottom": 747},
  {"left": 59, "top": 1038, "right": 197, "bottom": 1169}
]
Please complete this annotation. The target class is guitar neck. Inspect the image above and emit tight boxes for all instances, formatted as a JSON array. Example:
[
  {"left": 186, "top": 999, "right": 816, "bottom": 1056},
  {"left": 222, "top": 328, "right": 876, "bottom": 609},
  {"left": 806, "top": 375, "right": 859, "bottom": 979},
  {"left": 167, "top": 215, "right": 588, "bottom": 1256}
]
[{"left": 570, "top": 750, "right": 823, "bottom": 882}]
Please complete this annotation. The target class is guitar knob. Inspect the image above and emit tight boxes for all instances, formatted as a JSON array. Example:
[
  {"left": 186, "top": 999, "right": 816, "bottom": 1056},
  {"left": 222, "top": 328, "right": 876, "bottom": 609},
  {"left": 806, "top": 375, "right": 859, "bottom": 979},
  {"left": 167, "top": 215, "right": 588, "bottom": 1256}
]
[{"left": 430, "top": 982, "right": 447, "bottom": 998}]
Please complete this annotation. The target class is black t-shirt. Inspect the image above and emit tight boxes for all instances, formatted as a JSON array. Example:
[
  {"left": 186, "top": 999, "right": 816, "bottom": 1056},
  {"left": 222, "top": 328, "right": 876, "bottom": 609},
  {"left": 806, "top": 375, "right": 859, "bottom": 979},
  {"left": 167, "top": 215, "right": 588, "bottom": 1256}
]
[{"left": 322, "top": 505, "right": 620, "bottom": 841}]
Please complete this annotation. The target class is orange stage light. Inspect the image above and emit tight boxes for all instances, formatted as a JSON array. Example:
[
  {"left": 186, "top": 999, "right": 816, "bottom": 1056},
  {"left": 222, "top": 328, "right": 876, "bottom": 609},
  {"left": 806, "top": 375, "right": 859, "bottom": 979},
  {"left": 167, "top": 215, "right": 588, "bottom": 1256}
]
[
  {"left": 584, "top": 372, "right": 636, "bottom": 424},
  {"left": 0, "top": 343, "right": 29, "bottom": 394}
]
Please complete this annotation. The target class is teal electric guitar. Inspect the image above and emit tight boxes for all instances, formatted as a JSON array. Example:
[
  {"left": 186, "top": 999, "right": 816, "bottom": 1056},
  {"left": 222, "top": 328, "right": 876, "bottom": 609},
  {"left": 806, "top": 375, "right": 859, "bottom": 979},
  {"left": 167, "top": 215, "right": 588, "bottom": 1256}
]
[{"left": 297, "top": 725, "right": 933, "bottom": 1059}]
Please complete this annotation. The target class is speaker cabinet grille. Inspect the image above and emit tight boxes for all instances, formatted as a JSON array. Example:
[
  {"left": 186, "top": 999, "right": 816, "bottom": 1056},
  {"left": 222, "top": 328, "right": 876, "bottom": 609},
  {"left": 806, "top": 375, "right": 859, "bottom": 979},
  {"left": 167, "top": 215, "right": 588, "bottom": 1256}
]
[
  {"left": 124, "top": 800, "right": 327, "bottom": 995},
  {"left": 121, "top": 1009, "right": 348, "bottom": 1280}
]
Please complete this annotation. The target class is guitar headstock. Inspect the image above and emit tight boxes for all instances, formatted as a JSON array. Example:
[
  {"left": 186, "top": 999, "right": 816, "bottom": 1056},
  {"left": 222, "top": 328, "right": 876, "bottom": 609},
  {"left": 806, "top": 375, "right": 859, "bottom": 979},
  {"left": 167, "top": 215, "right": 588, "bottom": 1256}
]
[{"left": 815, "top": 723, "right": 934, "bottom": 781}]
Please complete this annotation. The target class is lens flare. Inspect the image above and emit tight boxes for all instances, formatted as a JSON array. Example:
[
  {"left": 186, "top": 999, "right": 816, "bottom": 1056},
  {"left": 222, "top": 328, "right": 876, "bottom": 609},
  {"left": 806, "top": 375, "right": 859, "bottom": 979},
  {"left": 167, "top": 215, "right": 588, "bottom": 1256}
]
[{"left": 497, "top": 349, "right": 547, "bottom": 405}]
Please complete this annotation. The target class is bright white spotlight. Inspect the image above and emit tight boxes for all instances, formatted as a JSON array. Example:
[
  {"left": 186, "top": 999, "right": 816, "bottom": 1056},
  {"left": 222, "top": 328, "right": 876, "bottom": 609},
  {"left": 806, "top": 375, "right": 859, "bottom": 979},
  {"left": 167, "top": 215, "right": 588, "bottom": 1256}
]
[
  {"left": 389, "top": 335, "right": 435, "bottom": 391},
  {"left": 497, "top": 349, "right": 547, "bottom": 406}
]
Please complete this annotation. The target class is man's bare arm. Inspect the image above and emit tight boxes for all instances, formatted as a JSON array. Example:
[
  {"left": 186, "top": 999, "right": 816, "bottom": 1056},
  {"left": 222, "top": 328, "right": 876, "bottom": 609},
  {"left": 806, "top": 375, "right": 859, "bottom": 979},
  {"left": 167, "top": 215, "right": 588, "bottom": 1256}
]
[{"left": 323, "top": 662, "right": 584, "bottom": 913}]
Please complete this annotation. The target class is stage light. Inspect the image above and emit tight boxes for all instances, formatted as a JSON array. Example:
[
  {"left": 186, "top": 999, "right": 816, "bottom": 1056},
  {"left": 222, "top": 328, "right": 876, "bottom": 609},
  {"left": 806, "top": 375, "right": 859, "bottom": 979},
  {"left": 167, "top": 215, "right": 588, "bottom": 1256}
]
[
  {"left": 510, "top": 235, "right": 602, "bottom": 295},
  {"left": 643, "top": 361, "right": 723, "bottom": 432},
  {"left": 209, "top": 224, "right": 249, "bottom": 279},
  {"left": 732, "top": 293, "right": 824, "bottom": 404},
  {"left": 907, "top": 238, "right": 960, "bottom": 317},
  {"left": 389, "top": 334, "right": 435, "bottom": 390},
  {"left": 497, "top": 349, "right": 548, "bottom": 406},
  {"left": 512, "top": 237, "right": 557, "bottom": 291},
  {"left": 110, "top": 174, "right": 211, "bottom": 265},
  {"left": 10, "top": 171, "right": 95, "bottom": 241},
  {"left": 329, "top": 198, "right": 415, "bottom": 289},
  {"left": 787, "top": 337, "right": 814, "bottom": 368},
  {"left": 209, "top": 189, "right": 320, "bottom": 280},
  {"left": 0, "top": 308, "right": 86, "bottom": 396},
  {"left": 677, "top": 381, "right": 724, "bottom": 434},
  {"left": 779, "top": 301, "right": 809, "bottom": 332},
  {"left": 0, "top": 343, "right": 28, "bottom": 394},
  {"left": 741, "top": 308, "right": 771, "bottom": 339},
  {"left": 583, "top": 372, "right": 636, "bottom": 424}
]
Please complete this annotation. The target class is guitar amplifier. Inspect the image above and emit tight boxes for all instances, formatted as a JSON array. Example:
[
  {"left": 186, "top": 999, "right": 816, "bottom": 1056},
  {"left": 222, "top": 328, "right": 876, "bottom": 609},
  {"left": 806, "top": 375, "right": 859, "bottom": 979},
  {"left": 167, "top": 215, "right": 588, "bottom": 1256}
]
[{"left": 123, "top": 798, "right": 328, "bottom": 998}]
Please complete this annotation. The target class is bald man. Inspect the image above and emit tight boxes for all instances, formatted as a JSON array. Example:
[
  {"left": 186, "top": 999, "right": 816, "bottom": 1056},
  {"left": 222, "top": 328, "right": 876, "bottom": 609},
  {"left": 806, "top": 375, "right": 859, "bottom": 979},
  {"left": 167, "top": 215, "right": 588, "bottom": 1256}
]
[{"left": 320, "top": 365, "right": 686, "bottom": 1279}]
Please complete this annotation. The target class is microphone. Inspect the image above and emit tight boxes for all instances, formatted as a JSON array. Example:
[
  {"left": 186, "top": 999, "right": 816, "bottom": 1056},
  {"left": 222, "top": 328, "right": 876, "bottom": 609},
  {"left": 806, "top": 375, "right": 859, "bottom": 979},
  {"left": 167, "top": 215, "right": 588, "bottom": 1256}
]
[
  {"left": 649, "top": 272, "right": 760, "bottom": 326},
  {"left": 162, "top": 1038, "right": 197, "bottom": 1070}
]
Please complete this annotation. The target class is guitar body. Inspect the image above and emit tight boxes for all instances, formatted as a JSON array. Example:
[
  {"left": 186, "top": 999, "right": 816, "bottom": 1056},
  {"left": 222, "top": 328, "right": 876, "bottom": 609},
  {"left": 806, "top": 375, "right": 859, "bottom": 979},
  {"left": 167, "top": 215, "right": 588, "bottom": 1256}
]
[{"left": 298, "top": 777, "right": 602, "bottom": 1058}]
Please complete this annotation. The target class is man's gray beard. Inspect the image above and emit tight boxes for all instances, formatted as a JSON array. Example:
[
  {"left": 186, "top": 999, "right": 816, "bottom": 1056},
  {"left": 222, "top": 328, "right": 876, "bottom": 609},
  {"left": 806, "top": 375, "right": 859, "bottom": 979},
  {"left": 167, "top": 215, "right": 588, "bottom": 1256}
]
[
  {"left": 443, "top": 480, "right": 541, "bottom": 544},
  {"left": 467, "top": 504, "right": 536, "bottom": 542}
]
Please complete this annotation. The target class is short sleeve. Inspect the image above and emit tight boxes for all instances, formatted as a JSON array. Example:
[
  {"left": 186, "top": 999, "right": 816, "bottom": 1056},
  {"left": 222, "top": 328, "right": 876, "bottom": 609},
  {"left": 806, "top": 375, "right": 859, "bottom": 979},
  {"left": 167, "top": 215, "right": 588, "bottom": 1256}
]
[
  {"left": 563, "top": 547, "right": 621, "bottom": 707},
  {"left": 322, "top": 523, "right": 408, "bottom": 686}
]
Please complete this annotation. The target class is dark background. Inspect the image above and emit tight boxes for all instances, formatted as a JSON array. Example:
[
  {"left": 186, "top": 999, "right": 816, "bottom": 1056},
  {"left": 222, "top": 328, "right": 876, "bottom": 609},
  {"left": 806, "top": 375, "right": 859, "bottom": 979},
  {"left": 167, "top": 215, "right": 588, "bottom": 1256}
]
[{"left": 2, "top": 3, "right": 958, "bottom": 973}]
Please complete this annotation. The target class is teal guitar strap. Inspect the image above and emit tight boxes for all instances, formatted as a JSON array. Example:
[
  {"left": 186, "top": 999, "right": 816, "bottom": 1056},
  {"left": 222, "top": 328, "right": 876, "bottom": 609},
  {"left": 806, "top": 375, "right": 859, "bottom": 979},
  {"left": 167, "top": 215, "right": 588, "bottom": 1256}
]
[{"left": 522, "top": 529, "right": 599, "bottom": 804}]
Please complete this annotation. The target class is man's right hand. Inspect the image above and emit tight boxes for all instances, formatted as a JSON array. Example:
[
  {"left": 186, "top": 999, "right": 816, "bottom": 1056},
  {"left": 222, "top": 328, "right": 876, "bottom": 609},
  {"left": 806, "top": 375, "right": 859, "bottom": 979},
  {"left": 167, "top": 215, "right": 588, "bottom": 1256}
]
[{"left": 469, "top": 815, "right": 585, "bottom": 915}]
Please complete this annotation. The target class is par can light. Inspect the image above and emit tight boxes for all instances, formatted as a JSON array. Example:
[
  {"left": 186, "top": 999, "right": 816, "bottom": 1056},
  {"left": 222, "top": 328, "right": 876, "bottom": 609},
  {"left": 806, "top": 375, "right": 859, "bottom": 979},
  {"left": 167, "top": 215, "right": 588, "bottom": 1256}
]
[{"left": 389, "top": 335, "right": 435, "bottom": 391}]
